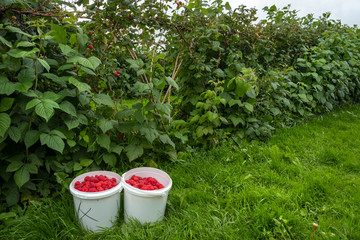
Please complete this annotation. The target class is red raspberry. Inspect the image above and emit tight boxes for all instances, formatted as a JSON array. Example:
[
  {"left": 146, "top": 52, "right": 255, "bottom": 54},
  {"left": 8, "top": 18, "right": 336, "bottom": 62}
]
[
  {"left": 88, "top": 45, "right": 94, "bottom": 50},
  {"left": 126, "top": 175, "right": 164, "bottom": 191},
  {"left": 75, "top": 175, "right": 118, "bottom": 192}
]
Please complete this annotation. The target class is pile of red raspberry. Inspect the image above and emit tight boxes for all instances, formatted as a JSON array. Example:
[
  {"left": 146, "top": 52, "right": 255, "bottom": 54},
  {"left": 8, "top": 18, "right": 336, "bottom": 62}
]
[
  {"left": 125, "top": 175, "right": 164, "bottom": 190},
  {"left": 74, "top": 175, "right": 118, "bottom": 192}
]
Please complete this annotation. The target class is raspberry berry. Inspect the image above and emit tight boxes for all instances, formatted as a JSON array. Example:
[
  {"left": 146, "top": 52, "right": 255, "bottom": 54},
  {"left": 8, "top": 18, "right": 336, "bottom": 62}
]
[
  {"left": 125, "top": 175, "right": 164, "bottom": 191},
  {"left": 74, "top": 175, "right": 118, "bottom": 192}
]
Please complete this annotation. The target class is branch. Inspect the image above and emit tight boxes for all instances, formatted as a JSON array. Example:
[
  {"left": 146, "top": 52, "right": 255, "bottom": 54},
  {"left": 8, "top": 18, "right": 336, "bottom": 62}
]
[{"left": 174, "top": 25, "right": 194, "bottom": 57}]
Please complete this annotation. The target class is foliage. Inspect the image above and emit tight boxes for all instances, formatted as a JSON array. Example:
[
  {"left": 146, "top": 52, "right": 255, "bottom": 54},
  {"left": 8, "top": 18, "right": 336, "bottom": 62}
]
[
  {"left": 1, "top": 105, "right": 360, "bottom": 239},
  {"left": 167, "top": 2, "right": 360, "bottom": 146},
  {"left": 0, "top": 0, "right": 175, "bottom": 207},
  {"left": 1, "top": 0, "right": 360, "bottom": 208}
]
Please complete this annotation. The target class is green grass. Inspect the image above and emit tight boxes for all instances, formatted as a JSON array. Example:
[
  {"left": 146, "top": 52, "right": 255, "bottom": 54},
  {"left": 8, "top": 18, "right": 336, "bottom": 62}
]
[{"left": 1, "top": 105, "right": 360, "bottom": 239}]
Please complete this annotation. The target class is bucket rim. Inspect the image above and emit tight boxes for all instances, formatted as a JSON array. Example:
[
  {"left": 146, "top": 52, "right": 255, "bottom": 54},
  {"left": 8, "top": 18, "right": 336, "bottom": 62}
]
[{"left": 69, "top": 170, "right": 123, "bottom": 200}]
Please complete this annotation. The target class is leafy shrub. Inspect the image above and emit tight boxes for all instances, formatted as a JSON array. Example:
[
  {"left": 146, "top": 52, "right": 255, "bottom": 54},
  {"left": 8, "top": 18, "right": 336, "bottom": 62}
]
[
  {"left": 0, "top": 0, "right": 175, "bottom": 207},
  {"left": 1, "top": 0, "right": 360, "bottom": 209}
]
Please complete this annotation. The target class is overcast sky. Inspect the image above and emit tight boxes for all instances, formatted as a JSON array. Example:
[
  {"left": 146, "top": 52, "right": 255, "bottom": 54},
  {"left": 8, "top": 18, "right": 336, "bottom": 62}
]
[{"left": 227, "top": 0, "right": 360, "bottom": 26}]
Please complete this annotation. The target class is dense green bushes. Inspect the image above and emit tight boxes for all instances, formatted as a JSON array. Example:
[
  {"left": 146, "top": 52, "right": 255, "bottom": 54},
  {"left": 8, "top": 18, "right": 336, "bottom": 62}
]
[
  {"left": 0, "top": 0, "right": 175, "bottom": 207},
  {"left": 1, "top": 0, "right": 360, "bottom": 208}
]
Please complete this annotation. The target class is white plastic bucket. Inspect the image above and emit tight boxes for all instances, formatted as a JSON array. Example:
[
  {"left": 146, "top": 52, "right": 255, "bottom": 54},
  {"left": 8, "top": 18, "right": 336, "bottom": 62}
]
[
  {"left": 69, "top": 171, "right": 123, "bottom": 232},
  {"left": 121, "top": 167, "right": 172, "bottom": 224}
]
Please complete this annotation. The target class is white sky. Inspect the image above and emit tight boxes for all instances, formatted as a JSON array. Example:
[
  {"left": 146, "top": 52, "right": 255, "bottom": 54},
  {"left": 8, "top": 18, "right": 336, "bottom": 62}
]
[{"left": 227, "top": 0, "right": 360, "bottom": 26}]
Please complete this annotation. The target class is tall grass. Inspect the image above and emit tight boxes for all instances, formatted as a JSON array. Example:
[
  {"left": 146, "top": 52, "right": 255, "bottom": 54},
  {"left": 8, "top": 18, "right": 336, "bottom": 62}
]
[{"left": 1, "top": 105, "right": 360, "bottom": 239}]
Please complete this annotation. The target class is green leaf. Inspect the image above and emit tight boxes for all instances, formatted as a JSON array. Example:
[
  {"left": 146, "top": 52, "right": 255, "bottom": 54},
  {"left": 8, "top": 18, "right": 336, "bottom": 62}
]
[
  {"left": 18, "top": 68, "right": 35, "bottom": 82},
  {"left": 15, "top": 80, "right": 33, "bottom": 92},
  {"left": 42, "top": 91, "right": 60, "bottom": 101},
  {"left": 103, "top": 153, "right": 117, "bottom": 167},
  {"left": 58, "top": 64, "right": 76, "bottom": 71},
  {"left": 264, "top": 55, "right": 274, "bottom": 62},
  {"left": 73, "top": 162, "right": 82, "bottom": 171},
  {"left": 24, "top": 130, "right": 40, "bottom": 148},
  {"left": 243, "top": 102, "right": 253, "bottom": 112},
  {"left": 8, "top": 126, "right": 21, "bottom": 143},
  {"left": 134, "top": 81, "right": 153, "bottom": 93},
  {"left": 51, "top": 24, "right": 67, "bottom": 44},
  {"left": 229, "top": 114, "right": 245, "bottom": 127},
  {"left": 165, "top": 77, "right": 179, "bottom": 90},
  {"left": 40, "top": 133, "right": 65, "bottom": 153},
  {"left": 139, "top": 127, "right": 158, "bottom": 143},
  {"left": 88, "top": 56, "right": 101, "bottom": 70},
  {"left": 68, "top": 56, "right": 100, "bottom": 71},
  {"left": 155, "top": 103, "right": 171, "bottom": 115},
  {"left": 137, "top": 69, "right": 147, "bottom": 76},
  {"left": 78, "top": 57, "right": 94, "bottom": 70},
  {"left": 68, "top": 77, "right": 91, "bottom": 92},
  {"left": 60, "top": 101, "right": 77, "bottom": 116},
  {"left": 54, "top": 172, "right": 69, "bottom": 188},
  {"left": 246, "top": 89, "right": 256, "bottom": 99},
  {"left": 325, "top": 102, "right": 333, "bottom": 110},
  {"left": 97, "top": 134, "right": 110, "bottom": 151},
  {"left": 65, "top": 117, "right": 80, "bottom": 130},
  {"left": 0, "top": 113, "right": 11, "bottom": 137},
  {"left": 126, "top": 58, "right": 143, "bottom": 69},
  {"left": 298, "top": 93, "right": 309, "bottom": 102},
  {"left": 80, "top": 66, "right": 96, "bottom": 75},
  {"left": 228, "top": 99, "right": 242, "bottom": 107},
  {"left": 6, "top": 188, "right": 20, "bottom": 206},
  {"left": 17, "top": 41, "right": 35, "bottom": 47},
  {"left": 24, "top": 163, "right": 38, "bottom": 174},
  {"left": 59, "top": 44, "right": 74, "bottom": 56},
  {"left": 35, "top": 99, "right": 59, "bottom": 122},
  {"left": 125, "top": 144, "right": 144, "bottom": 162},
  {"left": 6, "top": 26, "right": 33, "bottom": 37},
  {"left": 115, "top": 109, "right": 133, "bottom": 119},
  {"left": 110, "top": 145, "right": 123, "bottom": 155},
  {"left": 42, "top": 73, "right": 66, "bottom": 87},
  {"left": 214, "top": 68, "right": 225, "bottom": 77},
  {"left": 225, "top": 2, "right": 231, "bottom": 10},
  {"left": 0, "top": 76, "right": 16, "bottom": 95},
  {"left": 38, "top": 59, "right": 50, "bottom": 72},
  {"left": 7, "top": 48, "right": 39, "bottom": 58},
  {"left": 67, "top": 139, "right": 76, "bottom": 147},
  {"left": 93, "top": 94, "right": 115, "bottom": 107},
  {"left": 0, "top": 97, "right": 14, "bottom": 112},
  {"left": 25, "top": 99, "right": 41, "bottom": 110},
  {"left": 270, "top": 107, "right": 281, "bottom": 116},
  {"left": 0, "top": 35, "right": 12, "bottom": 48},
  {"left": 80, "top": 158, "right": 93, "bottom": 167},
  {"left": 49, "top": 130, "right": 66, "bottom": 139},
  {"left": 196, "top": 126, "right": 205, "bottom": 137},
  {"left": 97, "top": 118, "right": 114, "bottom": 133},
  {"left": 6, "top": 161, "right": 24, "bottom": 172},
  {"left": 14, "top": 166, "right": 30, "bottom": 188},
  {"left": 159, "top": 134, "right": 175, "bottom": 148}
]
